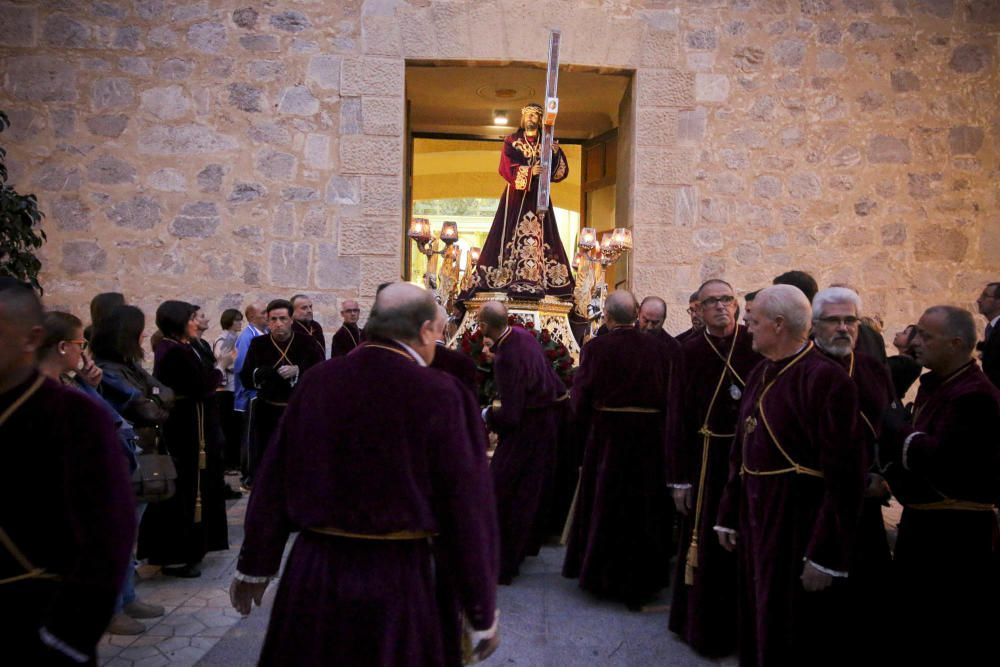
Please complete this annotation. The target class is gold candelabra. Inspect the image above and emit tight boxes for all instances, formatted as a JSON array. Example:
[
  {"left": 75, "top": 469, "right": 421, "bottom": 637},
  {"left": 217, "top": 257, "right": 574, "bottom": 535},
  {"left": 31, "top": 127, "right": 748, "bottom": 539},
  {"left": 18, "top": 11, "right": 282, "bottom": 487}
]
[
  {"left": 571, "top": 226, "right": 633, "bottom": 329},
  {"left": 408, "top": 217, "right": 481, "bottom": 304}
]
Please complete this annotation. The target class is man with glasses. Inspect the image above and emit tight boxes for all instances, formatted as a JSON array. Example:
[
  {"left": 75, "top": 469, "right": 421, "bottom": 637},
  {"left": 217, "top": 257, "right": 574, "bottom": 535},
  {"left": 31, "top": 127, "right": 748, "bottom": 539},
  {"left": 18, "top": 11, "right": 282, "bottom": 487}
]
[
  {"left": 676, "top": 291, "right": 705, "bottom": 343},
  {"left": 975, "top": 282, "right": 1000, "bottom": 388},
  {"left": 331, "top": 299, "right": 362, "bottom": 357},
  {"left": 667, "top": 279, "right": 760, "bottom": 657},
  {"left": 811, "top": 287, "right": 896, "bottom": 655}
]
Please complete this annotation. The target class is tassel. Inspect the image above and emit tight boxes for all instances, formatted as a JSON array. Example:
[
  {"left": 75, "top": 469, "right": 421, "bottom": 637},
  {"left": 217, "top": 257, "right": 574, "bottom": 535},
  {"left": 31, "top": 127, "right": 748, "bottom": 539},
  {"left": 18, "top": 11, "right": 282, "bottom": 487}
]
[
  {"left": 684, "top": 538, "right": 699, "bottom": 586},
  {"left": 198, "top": 450, "right": 207, "bottom": 470},
  {"left": 194, "top": 497, "right": 202, "bottom": 524}
]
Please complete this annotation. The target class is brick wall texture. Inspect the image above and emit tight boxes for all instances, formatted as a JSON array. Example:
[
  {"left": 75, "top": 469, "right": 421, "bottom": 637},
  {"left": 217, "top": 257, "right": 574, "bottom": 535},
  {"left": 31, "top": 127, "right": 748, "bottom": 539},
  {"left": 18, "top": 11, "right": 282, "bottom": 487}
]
[{"left": 1, "top": 0, "right": 997, "bottom": 339}]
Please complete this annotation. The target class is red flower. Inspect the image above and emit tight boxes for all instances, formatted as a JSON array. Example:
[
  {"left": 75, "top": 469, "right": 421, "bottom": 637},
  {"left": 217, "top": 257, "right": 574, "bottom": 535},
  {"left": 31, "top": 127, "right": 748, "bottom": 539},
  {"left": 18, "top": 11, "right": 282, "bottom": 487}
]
[{"left": 540, "top": 330, "right": 551, "bottom": 344}]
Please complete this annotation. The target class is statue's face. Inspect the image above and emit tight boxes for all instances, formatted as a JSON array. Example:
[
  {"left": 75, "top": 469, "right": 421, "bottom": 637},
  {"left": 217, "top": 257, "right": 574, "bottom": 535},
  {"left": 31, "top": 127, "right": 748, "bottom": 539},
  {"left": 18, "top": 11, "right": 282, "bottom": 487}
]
[{"left": 522, "top": 109, "right": 541, "bottom": 131}]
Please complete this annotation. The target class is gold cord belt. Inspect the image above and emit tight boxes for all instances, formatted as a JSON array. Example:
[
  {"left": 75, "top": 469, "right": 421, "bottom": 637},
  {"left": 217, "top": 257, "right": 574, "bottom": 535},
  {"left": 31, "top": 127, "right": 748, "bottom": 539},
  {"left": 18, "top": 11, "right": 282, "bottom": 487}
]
[
  {"left": 596, "top": 406, "right": 661, "bottom": 414},
  {"left": 263, "top": 399, "right": 289, "bottom": 407},
  {"left": 306, "top": 527, "right": 436, "bottom": 541},
  {"left": 905, "top": 499, "right": 996, "bottom": 511},
  {"left": 0, "top": 526, "right": 60, "bottom": 586}
]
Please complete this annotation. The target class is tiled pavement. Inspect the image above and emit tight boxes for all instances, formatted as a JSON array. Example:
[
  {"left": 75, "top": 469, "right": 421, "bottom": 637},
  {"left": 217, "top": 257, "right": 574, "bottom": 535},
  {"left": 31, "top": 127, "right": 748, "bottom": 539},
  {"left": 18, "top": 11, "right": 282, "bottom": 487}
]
[{"left": 99, "top": 485, "right": 904, "bottom": 666}]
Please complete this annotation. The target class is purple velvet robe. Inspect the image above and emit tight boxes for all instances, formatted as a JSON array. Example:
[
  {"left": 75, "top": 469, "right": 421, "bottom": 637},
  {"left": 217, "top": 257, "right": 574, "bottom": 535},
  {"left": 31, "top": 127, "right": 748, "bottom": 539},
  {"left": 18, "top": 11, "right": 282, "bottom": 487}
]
[
  {"left": 430, "top": 343, "right": 478, "bottom": 395},
  {"left": 238, "top": 340, "right": 498, "bottom": 667},
  {"left": 666, "top": 326, "right": 761, "bottom": 656},
  {"left": 139, "top": 339, "right": 229, "bottom": 565},
  {"left": 1, "top": 372, "right": 135, "bottom": 664},
  {"left": 330, "top": 323, "right": 361, "bottom": 358},
  {"left": 717, "top": 343, "right": 865, "bottom": 667},
  {"left": 294, "top": 318, "right": 327, "bottom": 359},
  {"left": 459, "top": 129, "right": 574, "bottom": 301},
  {"left": 562, "top": 326, "right": 681, "bottom": 606},
  {"left": 882, "top": 361, "right": 1000, "bottom": 663},
  {"left": 485, "top": 326, "right": 565, "bottom": 582}
]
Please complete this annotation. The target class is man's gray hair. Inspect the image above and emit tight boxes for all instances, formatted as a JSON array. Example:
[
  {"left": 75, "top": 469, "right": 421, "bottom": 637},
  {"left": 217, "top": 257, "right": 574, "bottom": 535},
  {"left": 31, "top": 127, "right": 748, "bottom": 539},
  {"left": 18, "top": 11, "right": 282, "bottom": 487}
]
[
  {"left": 925, "top": 305, "right": 977, "bottom": 351},
  {"left": 365, "top": 284, "right": 438, "bottom": 343},
  {"left": 605, "top": 290, "right": 638, "bottom": 325},
  {"left": 754, "top": 284, "right": 812, "bottom": 335},
  {"left": 812, "top": 287, "right": 862, "bottom": 320},
  {"left": 640, "top": 295, "right": 667, "bottom": 319}
]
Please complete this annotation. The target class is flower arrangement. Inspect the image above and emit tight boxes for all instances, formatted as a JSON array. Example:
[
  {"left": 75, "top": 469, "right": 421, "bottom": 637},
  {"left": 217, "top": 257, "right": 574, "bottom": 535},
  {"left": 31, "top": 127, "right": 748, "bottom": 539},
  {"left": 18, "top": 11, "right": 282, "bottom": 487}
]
[{"left": 459, "top": 313, "right": 575, "bottom": 405}]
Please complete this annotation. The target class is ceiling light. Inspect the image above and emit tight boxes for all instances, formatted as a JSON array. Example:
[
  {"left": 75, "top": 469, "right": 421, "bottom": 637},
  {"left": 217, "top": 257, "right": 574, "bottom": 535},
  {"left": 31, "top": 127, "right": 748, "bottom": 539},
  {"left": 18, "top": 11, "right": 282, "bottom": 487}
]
[{"left": 494, "top": 110, "right": 508, "bottom": 125}]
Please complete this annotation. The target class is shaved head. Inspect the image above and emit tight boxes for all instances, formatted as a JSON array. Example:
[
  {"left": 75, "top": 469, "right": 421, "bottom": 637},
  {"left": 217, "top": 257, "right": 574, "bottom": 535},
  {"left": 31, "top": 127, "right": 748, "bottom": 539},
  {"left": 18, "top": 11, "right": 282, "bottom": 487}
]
[
  {"left": 605, "top": 290, "right": 638, "bottom": 326},
  {"left": 0, "top": 281, "right": 45, "bottom": 392},
  {"left": 479, "top": 301, "right": 508, "bottom": 330},
  {"left": 366, "top": 283, "right": 438, "bottom": 344}
]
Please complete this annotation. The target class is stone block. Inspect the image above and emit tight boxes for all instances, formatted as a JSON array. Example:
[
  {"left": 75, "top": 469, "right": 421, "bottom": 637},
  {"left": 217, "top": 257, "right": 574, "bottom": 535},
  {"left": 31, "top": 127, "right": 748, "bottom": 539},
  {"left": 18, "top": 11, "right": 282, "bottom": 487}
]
[
  {"left": 51, "top": 109, "right": 75, "bottom": 138},
  {"left": 186, "top": 22, "right": 227, "bottom": 54},
  {"left": 278, "top": 85, "right": 320, "bottom": 116},
  {"left": 636, "top": 108, "right": 677, "bottom": 146},
  {"left": 255, "top": 148, "right": 298, "bottom": 181},
  {"left": 106, "top": 195, "right": 162, "bottom": 230},
  {"left": 361, "top": 176, "right": 402, "bottom": 216},
  {"left": 139, "top": 125, "right": 239, "bottom": 155},
  {"left": 316, "top": 244, "right": 361, "bottom": 290},
  {"left": 302, "top": 206, "right": 329, "bottom": 238},
  {"left": 677, "top": 108, "right": 707, "bottom": 143},
  {"left": 326, "top": 175, "right": 361, "bottom": 205},
  {"left": 362, "top": 97, "right": 404, "bottom": 136},
  {"left": 0, "top": 4, "right": 36, "bottom": 47},
  {"left": 339, "top": 217, "right": 397, "bottom": 255},
  {"left": 148, "top": 26, "right": 177, "bottom": 47},
  {"left": 948, "top": 126, "right": 984, "bottom": 155},
  {"left": 637, "top": 147, "right": 697, "bottom": 186},
  {"left": 61, "top": 240, "right": 106, "bottom": 275},
  {"left": 158, "top": 58, "right": 194, "bottom": 80},
  {"left": 340, "top": 57, "right": 404, "bottom": 97},
  {"left": 720, "top": 149, "right": 750, "bottom": 170},
  {"left": 340, "top": 136, "right": 402, "bottom": 176},
  {"left": 271, "top": 10, "right": 310, "bottom": 32},
  {"left": 693, "top": 228, "right": 724, "bottom": 252},
  {"left": 34, "top": 165, "right": 81, "bottom": 191},
  {"left": 272, "top": 202, "right": 296, "bottom": 237},
  {"left": 269, "top": 242, "right": 312, "bottom": 287},
  {"left": 466, "top": 2, "right": 506, "bottom": 59},
  {"left": 915, "top": 225, "right": 968, "bottom": 262},
  {"left": 43, "top": 14, "right": 90, "bottom": 48},
  {"left": 817, "top": 49, "right": 847, "bottom": 69},
  {"left": 360, "top": 256, "right": 401, "bottom": 296},
  {"left": 637, "top": 69, "right": 695, "bottom": 107},
  {"left": 282, "top": 187, "right": 319, "bottom": 202},
  {"left": 397, "top": 4, "right": 439, "bottom": 58},
  {"left": 687, "top": 29, "right": 717, "bottom": 50},
  {"left": 361, "top": 15, "right": 402, "bottom": 56},
  {"left": 227, "top": 83, "right": 264, "bottom": 113},
  {"left": 91, "top": 77, "right": 135, "bottom": 111},
  {"left": 753, "top": 175, "right": 782, "bottom": 199},
  {"left": 881, "top": 223, "right": 906, "bottom": 246},
  {"left": 788, "top": 172, "right": 822, "bottom": 199},
  {"left": 891, "top": 70, "right": 920, "bottom": 92},
  {"left": 305, "top": 134, "right": 332, "bottom": 169},
  {"left": 642, "top": 29, "right": 680, "bottom": 68},
  {"left": 247, "top": 60, "right": 285, "bottom": 82},
  {"left": 675, "top": 186, "right": 698, "bottom": 227},
  {"left": 854, "top": 197, "right": 877, "bottom": 216},
  {"left": 431, "top": 1, "right": 471, "bottom": 59},
  {"left": 867, "top": 135, "right": 911, "bottom": 164},
  {"left": 340, "top": 98, "right": 363, "bottom": 135},
  {"left": 113, "top": 26, "right": 141, "bottom": 50},
  {"left": 87, "top": 155, "right": 136, "bottom": 185},
  {"left": 247, "top": 122, "right": 291, "bottom": 146},
  {"left": 605, "top": 18, "right": 644, "bottom": 68},
  {"left": 307, "top": 55, "right": 342, "bottom": 91},
  {"left": 773, "top": 38, "right": 806, "bottom": 66},
  {"left": 907, "top": 172, "right": 943, "bottom": 199},
  {"left": 233, "top": 7, "right": 258, "bottom": 29},
  {"left": 149, "top": 169, "right": 187, "bottom": 192},
  {"left": 170, "top": 202, "right": 221, "bottom": 238},
  {"left": 197, "top": 164, "right": 225, "bottom": 192},
  {"left": 227, "top": 182, "right": 267, "bottom": 204},
  {"left": 239, "top": 34, "right": 279, "bottom": 53},
  {"left": 140, "top": 85, "right": 191, "bottom": 120},
  {"left": 634, "top": 186, "right": 676, "bottom": 226},
  {"left": 119, "top": 57, "right": 152, "bottom": 76},
  {"left": 949, "top": 44, "right": 991, "bottom": 73},
  {"left": 51, "top": 196, "right": 92, "bottom": 231},
  {"left": 694, "top": 73, "right": 730, "bottom": 103}
]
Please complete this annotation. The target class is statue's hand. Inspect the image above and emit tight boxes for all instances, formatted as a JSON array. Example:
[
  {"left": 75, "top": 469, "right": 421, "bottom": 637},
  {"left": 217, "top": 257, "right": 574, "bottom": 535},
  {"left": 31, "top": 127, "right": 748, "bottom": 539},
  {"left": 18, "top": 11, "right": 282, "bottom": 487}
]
[{"left": 531, "top": 164, "right": 542, "bottom": 176}]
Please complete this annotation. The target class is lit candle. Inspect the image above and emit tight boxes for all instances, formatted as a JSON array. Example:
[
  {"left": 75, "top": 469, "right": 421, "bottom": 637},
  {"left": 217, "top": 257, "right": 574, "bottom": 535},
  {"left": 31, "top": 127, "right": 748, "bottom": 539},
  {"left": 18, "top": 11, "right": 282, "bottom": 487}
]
[
  {"left": 578, "top": 227, "right": 597, "bottom": 250},
  {"left": 611, "top": 227, "right": 627, "bottom": 249},
  {"left": 408, "top": 217, "right": 432, "bottom": 242},
  {"left": 572, "top": 250, "right": 588, "bottom": 269},
  {"left": 600, "top": 232, "right": 613, "bottom": 251},
  {"left": 468, "top": 246, "right": 481, "bottom": 265},
  {"left": 620, "top": 228, "right": 633, "bottom": 250},
  {"left": 439, "top": 220, "right": 459, "bottom": 243}
]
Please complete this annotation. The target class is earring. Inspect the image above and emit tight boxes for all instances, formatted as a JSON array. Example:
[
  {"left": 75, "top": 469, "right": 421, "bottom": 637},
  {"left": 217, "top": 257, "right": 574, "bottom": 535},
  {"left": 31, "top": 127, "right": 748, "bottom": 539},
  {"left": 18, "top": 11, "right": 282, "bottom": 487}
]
[{"left": 59, "top": 350, "right": 66, "bottom": 356}]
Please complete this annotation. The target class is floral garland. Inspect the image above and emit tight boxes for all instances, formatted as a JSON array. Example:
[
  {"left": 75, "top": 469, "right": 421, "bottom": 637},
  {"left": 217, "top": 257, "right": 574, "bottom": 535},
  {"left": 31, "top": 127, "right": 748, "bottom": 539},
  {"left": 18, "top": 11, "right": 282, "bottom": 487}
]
[{"left": 459, "top": 314, "right": 575, "bottom": 406}]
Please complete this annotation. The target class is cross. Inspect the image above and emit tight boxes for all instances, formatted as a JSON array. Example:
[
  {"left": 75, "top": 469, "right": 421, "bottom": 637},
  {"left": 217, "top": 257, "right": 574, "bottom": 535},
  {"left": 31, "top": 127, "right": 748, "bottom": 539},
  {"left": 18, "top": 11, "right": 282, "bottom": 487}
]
[{"left": 536, "top": 29, "right": 561, "bottom": 290}]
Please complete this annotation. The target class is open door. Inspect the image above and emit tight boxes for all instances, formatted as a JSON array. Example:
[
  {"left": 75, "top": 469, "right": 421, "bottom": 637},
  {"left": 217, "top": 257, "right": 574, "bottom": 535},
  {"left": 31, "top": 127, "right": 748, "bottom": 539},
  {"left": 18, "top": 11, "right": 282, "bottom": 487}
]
[{"left": 581, "top": 128, "right": 619, "bottom": 289}]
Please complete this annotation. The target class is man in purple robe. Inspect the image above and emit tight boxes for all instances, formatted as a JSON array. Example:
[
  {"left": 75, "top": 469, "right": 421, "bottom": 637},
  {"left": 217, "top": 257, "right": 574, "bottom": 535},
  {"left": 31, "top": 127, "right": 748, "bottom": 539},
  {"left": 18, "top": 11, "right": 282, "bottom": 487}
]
[
  {"left": 239, "top": 299, "right": 324, "bottom": 487},
  {"left": 0, "top": 280, "right": 135, "bottom": 664},
  {"left": 430, "top": 307, "right": 478, "bottom": 395},
  {"left": 811, "top": 287, "right": 895, "bottom": 653},
  {"left": 459, "top": 104, "right": 574, "bottom": 301},
  {"left": 478, "top": 300, "right": 565, "bottom": 583},
  {"left": 716, "top": 285, "right": 865, "bottom": 667},
  {"left": 675, "top": 291, "right": 704, "bottom": 343},
  {"left": 667, "top": 279, "right": 761, "bottom": 656},
  {"left": 563, "top": 291, "right": 679, "bottom": 609},
  {"left": 231, "top": 284, "right": 499, "bottom": 666},
  {"left": 291, "top": 294, "right": 327, "bottom": 359},
  {"left": 881, "top": 305, "right": 1000, "bottom": 664},
  {"left": 331, "top": 299, "right": 362, "bottom": 357}
]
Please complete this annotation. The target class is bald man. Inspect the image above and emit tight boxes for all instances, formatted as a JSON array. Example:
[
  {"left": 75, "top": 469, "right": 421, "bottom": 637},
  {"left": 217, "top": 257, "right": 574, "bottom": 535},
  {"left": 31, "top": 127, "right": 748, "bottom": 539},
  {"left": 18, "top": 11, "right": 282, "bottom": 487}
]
[
  {"left": 716, "top": 285, "right": 865, "bottom": 667},
  {"left": 478, "top": 300, "right": 566, "bottom": 584},
  {"left": 881, "top": 305, "right": 1000, "bottom": 664},
  {"left": 676, "top": 291, "right": 705, "bottom": 342},
  {"left": 331, "top": 299, "right": 362, "bottom": 357},
  {"left": 429, "top": 306, "right": 477, "bottom": 395},
  {"left": 0, "top": 280, "right": 135, "bottom": 664},
  {"left": 563, "top": 291, "right": 681, "bottom": 609},
  {"left": 232, "top": 283, "right": 499, "bottom": 666}
]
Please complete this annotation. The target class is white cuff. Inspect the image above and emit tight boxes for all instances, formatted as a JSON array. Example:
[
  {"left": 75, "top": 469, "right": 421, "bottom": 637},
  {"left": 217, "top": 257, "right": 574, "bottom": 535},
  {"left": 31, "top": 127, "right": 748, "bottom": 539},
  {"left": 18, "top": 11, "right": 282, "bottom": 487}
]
[
  {"left": 38, "top": 627, "right": 88, "bottom": 664},
  {"left": 713, "top": 526, "right": 736, "bottom": 535},
  {"left": 481, "top": 407, "right": 489, "bottom": 421},
  {"left": 467, "top": 609, "right": 500, "bottom": 646},
  {"left": 234, "top": 571, "right": 271, "bottom": 584},
  {"left": 804, "top": 558, "right": 849, "bottom": 578},
  {"left": 902, "top": 431, "right": 924, "bottom": 471},
  {"left": 668, "top": 483, "right": 692, "bottom": 490}
]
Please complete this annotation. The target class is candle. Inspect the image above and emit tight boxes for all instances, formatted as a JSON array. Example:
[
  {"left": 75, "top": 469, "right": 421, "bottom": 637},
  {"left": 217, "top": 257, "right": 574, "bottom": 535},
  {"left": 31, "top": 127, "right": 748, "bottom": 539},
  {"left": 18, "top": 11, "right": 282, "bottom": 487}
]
[
  {"left": 439, "top": 220, "right": 459, "bottom": 243},
  {"left": 468, "top": 246, "right": 481, "bottom": 265},
  {"left": 578, "top": 227, "right": 597, "bottom": 250},
  {"left": 408, "top": 217, "right": 432, "bottom": 243}
]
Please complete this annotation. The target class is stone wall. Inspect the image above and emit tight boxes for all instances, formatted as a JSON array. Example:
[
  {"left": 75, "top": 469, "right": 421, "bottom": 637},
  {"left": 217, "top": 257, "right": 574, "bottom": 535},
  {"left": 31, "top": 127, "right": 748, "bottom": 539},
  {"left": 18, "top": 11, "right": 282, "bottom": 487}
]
[{"left": 0, "top": 0, "right": 997, "bottom": 341}]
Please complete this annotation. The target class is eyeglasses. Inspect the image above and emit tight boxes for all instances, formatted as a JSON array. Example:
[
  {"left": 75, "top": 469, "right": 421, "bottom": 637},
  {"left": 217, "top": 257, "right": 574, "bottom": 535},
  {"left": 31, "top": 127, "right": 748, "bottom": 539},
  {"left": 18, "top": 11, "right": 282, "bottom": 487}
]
[
  {"left": 816, "top": 316, "right": 860, "bottom": 327},
  {"left": 65, "top": 338, "right": 89, "bottom": 350},
  {"left": 342, "top": 309, "right": 360, "bottom": 314},
  {"left": 700, "top": 295, "right": 736, "bottom": 308}
]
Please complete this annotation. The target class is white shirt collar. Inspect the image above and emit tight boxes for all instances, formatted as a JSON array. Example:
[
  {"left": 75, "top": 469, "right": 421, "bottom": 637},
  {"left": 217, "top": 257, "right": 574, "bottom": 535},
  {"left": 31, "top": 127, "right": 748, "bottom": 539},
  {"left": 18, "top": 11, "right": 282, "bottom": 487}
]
[
  {"left": 991, "top": 315, "right": 1000, "bottom": 328},
  {"left": 393, "top": 340, "right": 428, "bottom": 367}
]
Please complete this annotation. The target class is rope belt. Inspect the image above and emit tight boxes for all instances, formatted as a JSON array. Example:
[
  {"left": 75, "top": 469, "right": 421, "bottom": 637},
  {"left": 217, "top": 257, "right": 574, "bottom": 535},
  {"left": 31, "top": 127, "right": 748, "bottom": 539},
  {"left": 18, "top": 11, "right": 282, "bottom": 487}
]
[
  {"left": 596, "top": 406, "right": 661, "bottom": 414},
  {"left": 0, "top": 527, "right": 60, "bottom": 586},
  {"left": 491, "top": 393, "right": 570, "bottom": 412},
  {"left": 741, "top": 463, "right": 824, "bottom": 478},
  {"left": 905, "top": 499, "right": 996, "bottom": 512},
  {"left": 306, "top": 527, "right": 437, "bottom": 541}
]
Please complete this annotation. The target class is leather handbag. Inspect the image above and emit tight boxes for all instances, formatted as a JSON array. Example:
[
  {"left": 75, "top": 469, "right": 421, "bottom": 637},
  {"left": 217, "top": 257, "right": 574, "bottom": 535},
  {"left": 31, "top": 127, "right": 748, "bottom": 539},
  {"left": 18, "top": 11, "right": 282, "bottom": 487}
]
[{"left": 132, "top": 430, "right": 177, "bottom": 503}]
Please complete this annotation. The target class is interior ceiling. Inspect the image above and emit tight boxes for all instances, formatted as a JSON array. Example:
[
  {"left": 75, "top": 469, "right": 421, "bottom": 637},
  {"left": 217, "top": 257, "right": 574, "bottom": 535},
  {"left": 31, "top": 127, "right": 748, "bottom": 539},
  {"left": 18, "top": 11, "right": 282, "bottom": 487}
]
[{"left": 406, "top": 64, "right": 631, "bottom": 140}]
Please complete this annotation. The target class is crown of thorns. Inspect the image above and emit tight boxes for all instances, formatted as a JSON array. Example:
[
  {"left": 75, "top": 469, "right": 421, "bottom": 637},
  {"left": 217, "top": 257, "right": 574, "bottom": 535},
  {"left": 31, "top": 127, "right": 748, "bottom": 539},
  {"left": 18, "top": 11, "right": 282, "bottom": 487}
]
[{"left": 521, "top": 103, "right": 543, "bottom": 115}]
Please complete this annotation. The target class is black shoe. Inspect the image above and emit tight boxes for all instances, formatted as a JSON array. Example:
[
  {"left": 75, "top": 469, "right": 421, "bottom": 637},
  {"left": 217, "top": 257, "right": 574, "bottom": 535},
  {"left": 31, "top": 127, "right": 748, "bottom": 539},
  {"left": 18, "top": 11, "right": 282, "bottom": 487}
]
[{"left": 162, "top": 564, "right": 201, "bottom": 578}]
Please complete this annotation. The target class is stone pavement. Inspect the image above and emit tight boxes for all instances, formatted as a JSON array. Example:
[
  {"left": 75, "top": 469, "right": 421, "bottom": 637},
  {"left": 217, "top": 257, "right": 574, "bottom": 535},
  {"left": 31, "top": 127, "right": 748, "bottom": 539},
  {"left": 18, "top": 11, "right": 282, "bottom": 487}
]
[{"left": 100, "top": 490, "right": 903, "bottom": 666}]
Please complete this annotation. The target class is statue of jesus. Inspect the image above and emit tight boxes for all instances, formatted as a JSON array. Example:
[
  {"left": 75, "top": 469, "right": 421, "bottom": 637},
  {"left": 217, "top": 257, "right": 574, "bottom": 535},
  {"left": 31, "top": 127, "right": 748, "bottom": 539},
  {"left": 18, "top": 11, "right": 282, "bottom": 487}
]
[{"left": 459, "top": 103, "right": 575, "bottom": 302}]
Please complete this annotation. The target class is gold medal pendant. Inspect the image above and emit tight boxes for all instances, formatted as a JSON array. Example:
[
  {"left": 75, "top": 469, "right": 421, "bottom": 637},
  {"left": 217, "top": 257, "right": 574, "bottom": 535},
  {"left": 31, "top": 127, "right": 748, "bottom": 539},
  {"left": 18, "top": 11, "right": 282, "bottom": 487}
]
[
  {"left": 729, "top": 384, "right": 742, "bottom": 401},
  {"left": 745, "top": 415, "right": 758, "bottom": 434}
]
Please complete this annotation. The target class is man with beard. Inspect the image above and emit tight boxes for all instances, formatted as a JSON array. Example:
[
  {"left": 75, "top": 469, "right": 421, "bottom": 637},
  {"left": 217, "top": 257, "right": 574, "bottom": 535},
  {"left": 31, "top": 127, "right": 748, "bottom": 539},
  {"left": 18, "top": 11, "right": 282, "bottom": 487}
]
[
  {"left": 676, "top": 291, "right": 705, "bottom": 343},
  {"left": 716, "top": 285, "right": 864, "bottom": 667},
  {"left": 291, "top": 294, "right": 327, "bottom": 359},
  {"left": 563, "top": 291, "right": 679, "bottom": 609},
  {"left": 811, "top": 287, "right": 895, "bottom": 653},
  {"left": 331, "top": 299, "right": 363, "bottom": 358},
  {"left": 637, "top": 296, "right": 675, "bottom": 343},
  {"left": 667, "top": 279, "right": 761, "bottom": 656},
  {"left": 240, "top": 300, "right": 324, "bottom": 487},
  {"left": 881, "top": 305, "right": 1000, "bottom": 664}
]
